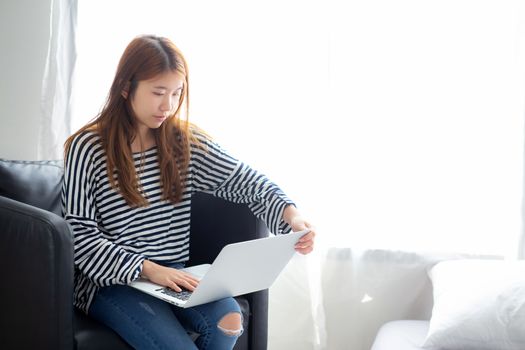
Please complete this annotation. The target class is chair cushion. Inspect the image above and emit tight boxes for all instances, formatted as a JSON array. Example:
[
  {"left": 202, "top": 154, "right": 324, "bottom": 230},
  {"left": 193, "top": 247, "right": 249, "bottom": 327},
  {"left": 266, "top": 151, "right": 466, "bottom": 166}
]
[
  {"left": 0, "top": 159, "right": 63, "bottom": 216},
  {"left": 371, "top": 320, "right": 430, "bottom": 350},
  {"left": 74, "top": 309, "right": 132, "bottom": 350}
]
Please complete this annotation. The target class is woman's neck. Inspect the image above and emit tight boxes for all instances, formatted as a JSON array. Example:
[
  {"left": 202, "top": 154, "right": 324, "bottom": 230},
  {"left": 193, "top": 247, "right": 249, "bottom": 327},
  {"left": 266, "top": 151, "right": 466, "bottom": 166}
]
[{"left": 131, "top": 129, "right": 156, "bottom": 153}]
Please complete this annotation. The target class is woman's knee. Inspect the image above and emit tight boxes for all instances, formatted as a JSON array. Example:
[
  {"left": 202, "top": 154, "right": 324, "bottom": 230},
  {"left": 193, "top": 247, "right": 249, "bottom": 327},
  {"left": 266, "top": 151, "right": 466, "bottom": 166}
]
[{"left": 217, "top": 312, "right": 243, "bottom": 336}]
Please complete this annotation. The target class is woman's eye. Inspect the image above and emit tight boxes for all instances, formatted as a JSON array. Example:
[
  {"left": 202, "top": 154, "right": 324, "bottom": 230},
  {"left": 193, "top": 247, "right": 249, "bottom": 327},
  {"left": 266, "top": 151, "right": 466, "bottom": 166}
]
[{"left": 153, "top": 92, "right": 164, "bottom": 96}]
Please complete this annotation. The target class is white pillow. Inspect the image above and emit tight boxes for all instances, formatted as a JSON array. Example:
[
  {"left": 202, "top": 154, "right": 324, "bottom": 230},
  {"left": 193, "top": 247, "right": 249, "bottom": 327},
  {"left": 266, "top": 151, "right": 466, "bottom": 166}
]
[{"left": 422, "top": 259, "right": 525, "bottom": 350}]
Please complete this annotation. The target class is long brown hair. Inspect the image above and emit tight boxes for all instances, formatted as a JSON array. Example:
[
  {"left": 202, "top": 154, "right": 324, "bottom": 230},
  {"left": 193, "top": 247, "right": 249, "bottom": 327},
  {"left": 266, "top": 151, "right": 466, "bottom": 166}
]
[{"left": 65, "top": 35, "right": 197, "bottom": 207}]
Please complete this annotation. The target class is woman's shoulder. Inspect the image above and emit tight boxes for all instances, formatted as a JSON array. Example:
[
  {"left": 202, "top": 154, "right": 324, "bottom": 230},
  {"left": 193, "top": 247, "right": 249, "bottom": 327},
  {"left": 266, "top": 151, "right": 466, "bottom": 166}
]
[
  {"left": 188, "top": 123, "right": 212, "bottom": 144},
  {"left": 186, "top": 123, "right": 237, "bottom": 162},
  {"left": 68, "top": 129, "right": 103, "bottom": 156},
  {"left": 186, "top": 123, "right": 215, "bottom": 154}
]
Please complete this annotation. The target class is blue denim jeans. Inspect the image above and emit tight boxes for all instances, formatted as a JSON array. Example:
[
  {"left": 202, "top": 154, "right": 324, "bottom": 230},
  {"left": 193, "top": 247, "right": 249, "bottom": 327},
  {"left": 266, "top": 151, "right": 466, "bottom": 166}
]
[{"left": 88, "top": 263, "right": 243, "bottom": 350}]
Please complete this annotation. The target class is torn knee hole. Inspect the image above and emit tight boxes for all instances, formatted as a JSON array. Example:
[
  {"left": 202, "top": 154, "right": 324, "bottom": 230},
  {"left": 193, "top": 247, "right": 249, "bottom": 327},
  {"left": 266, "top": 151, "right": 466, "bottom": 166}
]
[
  {"left": 217, "top": 325, "right": 242, "bottom": 336},
  {"left": 218, "top": 312, "right": 243, "bottom": 336}
]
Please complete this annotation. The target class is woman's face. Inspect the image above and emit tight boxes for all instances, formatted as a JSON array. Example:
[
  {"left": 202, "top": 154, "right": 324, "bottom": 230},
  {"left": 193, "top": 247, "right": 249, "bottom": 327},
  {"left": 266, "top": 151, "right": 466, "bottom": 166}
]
[{"left": 129, "top": 70, "right": 184, "bottom": 136}]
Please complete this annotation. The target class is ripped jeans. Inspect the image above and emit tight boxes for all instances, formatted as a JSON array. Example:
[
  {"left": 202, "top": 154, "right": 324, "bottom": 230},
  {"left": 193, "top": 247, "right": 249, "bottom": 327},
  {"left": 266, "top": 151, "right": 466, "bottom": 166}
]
[{"left": 88, "top": 263, "right": 243, "bottom": 350}]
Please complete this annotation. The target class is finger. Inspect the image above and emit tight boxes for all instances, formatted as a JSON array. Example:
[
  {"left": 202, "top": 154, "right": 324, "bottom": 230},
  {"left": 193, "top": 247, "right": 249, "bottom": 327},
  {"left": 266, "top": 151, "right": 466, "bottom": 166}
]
[
  {"left": 170, "top": 269, "right": 200, "bottom": 284},
  {"left": 295, "top": 240, "right": 314, "bottom": 250},
  {"left": 181, "top": 272, "right": 201, "bottom": 284},
  {"left": 180, "top": 278, "right": 198, "bottom": 291},
  {"left": 175, "top": 272, "right": 200, "bottom": 288},
  {"left": 299, "top": 231, "right": 315, "bottom": 242},
  {"left": 295, "top": 246, "right": 314, "bottom": 255},
  {"left": 298, "top": 235, "right": 315, "bottom": 245},
  {"left": 180, "top": 275, "right": 199, "bottom": 288},
  {"left": 168, "top": 280, "right": 182, "bottom": 292},
  {"left": 179, "top": 277, "right": 199, "bottom": 290},
  {"left": 188, "top": 277, "right": 200, "bottom": 288}
]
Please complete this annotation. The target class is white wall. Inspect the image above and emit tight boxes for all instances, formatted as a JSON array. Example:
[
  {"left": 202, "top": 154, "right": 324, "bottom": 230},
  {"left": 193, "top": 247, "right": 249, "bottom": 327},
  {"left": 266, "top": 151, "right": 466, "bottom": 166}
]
[{"left": 0, "top": 0, "right": 51, "bottom": 160}]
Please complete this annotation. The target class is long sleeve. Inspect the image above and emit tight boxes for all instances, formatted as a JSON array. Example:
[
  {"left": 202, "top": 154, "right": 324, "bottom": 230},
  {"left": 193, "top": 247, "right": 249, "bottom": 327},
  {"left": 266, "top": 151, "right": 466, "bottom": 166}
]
[
  {"left": 62, "top": 132, "right": 145, "bottom": 288},
  {"left": 191, "top": 135, "right": 295, "bottom": 235}
]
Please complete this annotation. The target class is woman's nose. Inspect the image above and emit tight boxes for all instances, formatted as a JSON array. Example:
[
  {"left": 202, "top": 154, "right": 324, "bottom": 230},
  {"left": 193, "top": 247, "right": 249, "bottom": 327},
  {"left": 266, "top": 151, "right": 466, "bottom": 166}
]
[{"left": 160, "top": 96, "right": 173, "bottom": 112}]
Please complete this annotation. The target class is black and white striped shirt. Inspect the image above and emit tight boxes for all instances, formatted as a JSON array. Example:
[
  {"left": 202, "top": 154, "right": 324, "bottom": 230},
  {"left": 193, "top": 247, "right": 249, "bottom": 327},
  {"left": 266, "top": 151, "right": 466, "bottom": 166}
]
[{"left": 62, "top": 130, "right": 294, "bottom": 313}]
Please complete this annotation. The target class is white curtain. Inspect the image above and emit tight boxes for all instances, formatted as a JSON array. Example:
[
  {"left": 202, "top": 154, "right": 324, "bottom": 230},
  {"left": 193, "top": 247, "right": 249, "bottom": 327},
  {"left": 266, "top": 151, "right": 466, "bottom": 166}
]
[
  {"left": 39, "top": 0, "right": 77, "bottom": 160},
  {"left": 276, "top": 1, "right": 525, "bottom": 348},
  {"left": 64, "top": 1, "right": 525, "bottom": 349}
]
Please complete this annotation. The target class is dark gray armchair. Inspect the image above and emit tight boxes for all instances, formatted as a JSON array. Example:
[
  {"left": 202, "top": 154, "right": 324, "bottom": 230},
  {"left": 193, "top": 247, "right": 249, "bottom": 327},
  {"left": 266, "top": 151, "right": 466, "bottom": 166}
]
[{"left": 0, "top": 159, "right": 269, "bottom": 350}]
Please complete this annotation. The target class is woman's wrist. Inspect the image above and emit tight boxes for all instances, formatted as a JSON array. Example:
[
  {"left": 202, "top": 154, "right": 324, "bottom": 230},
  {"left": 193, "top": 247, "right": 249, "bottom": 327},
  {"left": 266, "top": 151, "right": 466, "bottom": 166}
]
[
  {"left": 283, "top": 204, "right": 301, "bottom": 226},
  {"left": 141, "top": 259, "right": 156, "bottom": 279}
]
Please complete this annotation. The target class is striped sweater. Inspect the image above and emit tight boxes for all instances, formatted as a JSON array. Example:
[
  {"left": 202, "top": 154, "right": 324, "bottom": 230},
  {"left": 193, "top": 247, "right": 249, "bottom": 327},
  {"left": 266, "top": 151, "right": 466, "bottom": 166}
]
[{"left": 62, "top": 130, "right": 294, "bottom": 313}]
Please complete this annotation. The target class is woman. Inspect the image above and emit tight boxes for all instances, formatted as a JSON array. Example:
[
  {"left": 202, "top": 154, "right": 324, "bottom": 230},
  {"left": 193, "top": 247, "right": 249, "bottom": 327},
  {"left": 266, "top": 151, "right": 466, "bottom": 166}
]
[{"left": 62, "top": 34, "right": 315, "bottom": 350}]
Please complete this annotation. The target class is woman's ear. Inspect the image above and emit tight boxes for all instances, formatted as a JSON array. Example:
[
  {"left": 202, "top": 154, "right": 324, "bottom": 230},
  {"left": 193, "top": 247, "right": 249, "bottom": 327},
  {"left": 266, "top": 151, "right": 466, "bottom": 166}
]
[{"left": 121, "top": 81, "right": 130, "bottom": 99}]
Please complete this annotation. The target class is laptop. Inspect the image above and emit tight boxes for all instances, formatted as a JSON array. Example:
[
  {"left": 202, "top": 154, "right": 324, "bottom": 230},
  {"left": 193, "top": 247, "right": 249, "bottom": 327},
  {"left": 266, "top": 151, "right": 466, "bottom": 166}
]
[{"left": 129, "top": 229, "right": 309, "bottom": 308}]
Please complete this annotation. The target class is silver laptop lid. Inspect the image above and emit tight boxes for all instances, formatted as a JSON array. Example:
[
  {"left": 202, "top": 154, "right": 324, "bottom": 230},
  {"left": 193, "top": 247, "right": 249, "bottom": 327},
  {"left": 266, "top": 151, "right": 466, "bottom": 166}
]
[{"left": 185, "top": 229, "right": 308, "bottom": 307}]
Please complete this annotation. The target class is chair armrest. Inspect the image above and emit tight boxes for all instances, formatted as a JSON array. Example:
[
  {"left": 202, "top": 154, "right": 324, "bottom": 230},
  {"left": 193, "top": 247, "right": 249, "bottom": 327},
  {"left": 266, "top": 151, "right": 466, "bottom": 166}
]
[
  {"left": 245, "top": 289, "right": 269, "bottom": 350},
  {"left": 189, "top": 192, "right": 269, "bottom": 350},
  {"left": 0, "top": 196, "right": 74, "bottom": 350}
]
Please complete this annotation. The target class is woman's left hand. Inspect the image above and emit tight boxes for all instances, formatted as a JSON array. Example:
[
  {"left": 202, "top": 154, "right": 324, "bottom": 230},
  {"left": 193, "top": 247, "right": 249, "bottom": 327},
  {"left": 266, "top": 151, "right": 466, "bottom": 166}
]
[{"left": 290, "top": 216, "right": 316, "bottom": 255}]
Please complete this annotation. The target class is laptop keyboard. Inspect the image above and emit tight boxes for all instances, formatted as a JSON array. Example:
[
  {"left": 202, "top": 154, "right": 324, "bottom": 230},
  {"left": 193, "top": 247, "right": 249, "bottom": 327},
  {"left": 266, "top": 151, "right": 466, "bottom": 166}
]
[{"left": 156, "top": 287, "right": 193, "bottom": 301}]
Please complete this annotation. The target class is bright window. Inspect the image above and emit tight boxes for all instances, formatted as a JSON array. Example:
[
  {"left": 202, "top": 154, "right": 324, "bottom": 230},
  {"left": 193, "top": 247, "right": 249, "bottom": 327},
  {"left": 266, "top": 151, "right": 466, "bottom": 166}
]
[{"left": 73, "top": 0, "right": 525, "bottom": 257}]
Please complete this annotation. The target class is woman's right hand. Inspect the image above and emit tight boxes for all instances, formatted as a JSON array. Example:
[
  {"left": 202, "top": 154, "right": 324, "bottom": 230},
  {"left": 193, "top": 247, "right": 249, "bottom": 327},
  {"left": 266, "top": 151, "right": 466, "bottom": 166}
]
[{"left": 140, "top": 260, "right": 200, "bottom": 292}]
